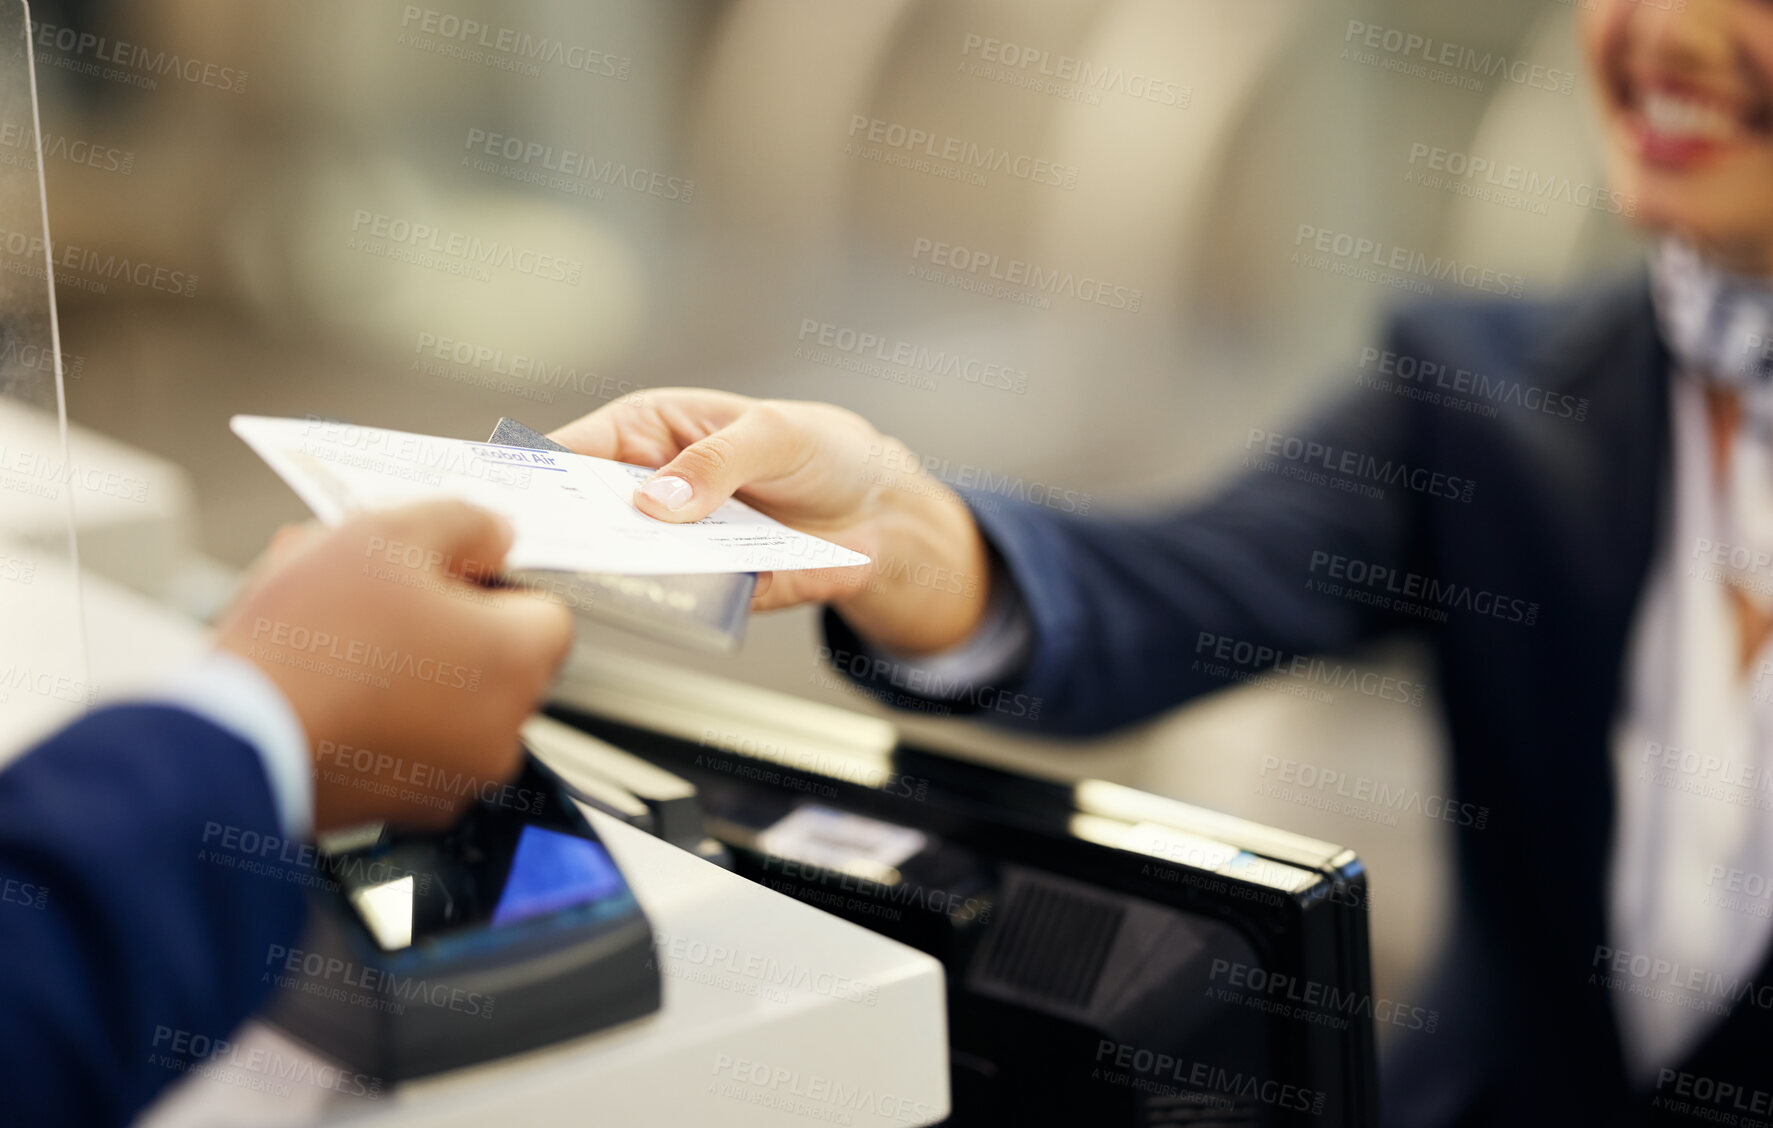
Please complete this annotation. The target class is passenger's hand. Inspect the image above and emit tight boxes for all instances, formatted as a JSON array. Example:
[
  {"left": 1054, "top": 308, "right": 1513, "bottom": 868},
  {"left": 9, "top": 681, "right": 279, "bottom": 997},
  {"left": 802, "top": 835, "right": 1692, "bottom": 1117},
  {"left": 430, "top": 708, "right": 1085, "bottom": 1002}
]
[
  {"left": 551, "top": 389, "right": 991, "bottom": 654},
  {"left": 214, "top": 501, "right": 574, "bottom": 833}
]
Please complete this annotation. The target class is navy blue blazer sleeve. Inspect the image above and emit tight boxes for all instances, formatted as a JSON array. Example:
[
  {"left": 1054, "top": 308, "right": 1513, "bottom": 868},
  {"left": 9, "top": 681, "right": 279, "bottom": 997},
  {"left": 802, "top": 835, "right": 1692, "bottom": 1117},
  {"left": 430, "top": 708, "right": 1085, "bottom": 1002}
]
[
  {"left": 824, "top": 311, "right": 1449, "bottom": 738},
  {"left": 0, "top": 705, "right": 307, "bottom": 1127}
]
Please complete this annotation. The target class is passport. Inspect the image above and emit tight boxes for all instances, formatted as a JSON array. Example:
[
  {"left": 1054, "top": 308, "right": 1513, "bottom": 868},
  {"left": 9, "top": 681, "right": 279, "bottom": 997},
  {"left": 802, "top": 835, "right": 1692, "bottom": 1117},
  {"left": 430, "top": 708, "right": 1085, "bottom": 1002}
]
[{"left": 483, "top": 418, "right": 757, "bottom": 653}]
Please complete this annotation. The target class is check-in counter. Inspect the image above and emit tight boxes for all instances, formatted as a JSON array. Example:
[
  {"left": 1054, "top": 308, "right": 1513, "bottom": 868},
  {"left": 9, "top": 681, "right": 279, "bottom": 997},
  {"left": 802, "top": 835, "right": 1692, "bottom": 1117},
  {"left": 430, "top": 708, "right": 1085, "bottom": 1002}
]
[{"left": 139, "top": 804, "right": 951, "bottom": 1128}]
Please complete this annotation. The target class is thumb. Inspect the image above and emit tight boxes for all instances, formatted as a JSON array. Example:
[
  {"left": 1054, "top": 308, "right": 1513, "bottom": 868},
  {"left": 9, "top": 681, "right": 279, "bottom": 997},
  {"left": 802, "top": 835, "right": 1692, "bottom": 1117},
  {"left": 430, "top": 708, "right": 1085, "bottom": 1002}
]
[
  {"left": 359, "top": 499, "right": 516, "bottom": 583},
  {"left": 633, "top": 405, "right": 801, "bottom": 523}
]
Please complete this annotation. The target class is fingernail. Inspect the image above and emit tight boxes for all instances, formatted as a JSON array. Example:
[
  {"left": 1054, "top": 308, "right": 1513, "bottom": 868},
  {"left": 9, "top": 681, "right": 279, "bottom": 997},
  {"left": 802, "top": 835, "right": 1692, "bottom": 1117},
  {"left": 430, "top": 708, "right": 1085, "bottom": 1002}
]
[{"left": 639, "top": 474, "right": 693, "bottom": 511}]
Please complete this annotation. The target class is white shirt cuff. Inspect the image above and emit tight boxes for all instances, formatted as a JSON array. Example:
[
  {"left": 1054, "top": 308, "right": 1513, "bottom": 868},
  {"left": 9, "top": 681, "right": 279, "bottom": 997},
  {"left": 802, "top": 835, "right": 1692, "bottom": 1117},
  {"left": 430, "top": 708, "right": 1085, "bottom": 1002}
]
[
  {"left": 138, "top": 651, "right": 313, "bottom": 840},
  {"left": 873, "top": 567, "right": 1033, "bottom": 697}
]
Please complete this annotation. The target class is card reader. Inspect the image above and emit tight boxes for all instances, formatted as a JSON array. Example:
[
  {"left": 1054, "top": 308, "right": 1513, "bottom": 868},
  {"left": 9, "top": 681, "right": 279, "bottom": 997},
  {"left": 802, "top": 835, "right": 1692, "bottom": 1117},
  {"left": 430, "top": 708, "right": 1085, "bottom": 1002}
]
[{"left": 265, "top": 755, "right": 660, "bottom": 1081}]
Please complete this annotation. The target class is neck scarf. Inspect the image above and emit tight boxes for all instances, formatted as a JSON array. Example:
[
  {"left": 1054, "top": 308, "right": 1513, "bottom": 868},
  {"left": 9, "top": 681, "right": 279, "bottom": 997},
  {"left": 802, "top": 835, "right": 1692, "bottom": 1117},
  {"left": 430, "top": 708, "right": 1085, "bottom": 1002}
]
[{"left": 1651, "top": 237, "right": 1773, "bottom": 615}]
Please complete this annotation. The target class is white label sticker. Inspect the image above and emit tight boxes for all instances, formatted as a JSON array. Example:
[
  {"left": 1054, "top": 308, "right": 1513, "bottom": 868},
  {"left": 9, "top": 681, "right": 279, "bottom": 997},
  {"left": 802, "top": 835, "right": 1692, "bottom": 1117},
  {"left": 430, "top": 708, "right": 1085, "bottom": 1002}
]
[{"left": 757, "top": 805, "right": 929, "bottom": 872}]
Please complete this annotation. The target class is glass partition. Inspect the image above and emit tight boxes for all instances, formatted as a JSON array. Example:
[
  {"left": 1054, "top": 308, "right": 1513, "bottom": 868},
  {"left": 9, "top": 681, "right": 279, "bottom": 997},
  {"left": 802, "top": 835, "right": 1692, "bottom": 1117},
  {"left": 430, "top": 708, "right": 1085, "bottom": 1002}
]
[{"left": 0, "top": 0, "right": 90, "bottom": 760}]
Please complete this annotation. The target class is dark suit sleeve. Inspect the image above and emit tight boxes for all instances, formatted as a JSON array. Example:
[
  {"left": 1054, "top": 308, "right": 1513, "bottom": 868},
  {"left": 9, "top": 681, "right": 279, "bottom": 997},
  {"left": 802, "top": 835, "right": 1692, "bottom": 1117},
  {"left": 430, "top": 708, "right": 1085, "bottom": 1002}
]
[
  {"left": 825, "top": 322, "right": 1443, "bottom": 738},
  {"left": 0, "top": 705, "right": 307, "bottom": 1127}
]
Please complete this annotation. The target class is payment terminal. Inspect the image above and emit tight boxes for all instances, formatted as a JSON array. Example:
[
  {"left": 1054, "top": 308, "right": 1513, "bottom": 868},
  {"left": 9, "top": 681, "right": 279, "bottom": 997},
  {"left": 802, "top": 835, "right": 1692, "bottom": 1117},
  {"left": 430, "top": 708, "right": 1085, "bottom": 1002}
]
[{"left": 266, "top": 756, "right": 660, "bottom": 1081}]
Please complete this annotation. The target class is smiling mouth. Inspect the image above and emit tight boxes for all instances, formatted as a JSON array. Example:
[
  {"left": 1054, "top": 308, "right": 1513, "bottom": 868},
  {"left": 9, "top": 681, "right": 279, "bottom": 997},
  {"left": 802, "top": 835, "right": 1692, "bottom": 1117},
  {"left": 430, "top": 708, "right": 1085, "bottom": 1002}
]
[{"left": 1614, "top": 75, "right": 1773, "bottom": 168}]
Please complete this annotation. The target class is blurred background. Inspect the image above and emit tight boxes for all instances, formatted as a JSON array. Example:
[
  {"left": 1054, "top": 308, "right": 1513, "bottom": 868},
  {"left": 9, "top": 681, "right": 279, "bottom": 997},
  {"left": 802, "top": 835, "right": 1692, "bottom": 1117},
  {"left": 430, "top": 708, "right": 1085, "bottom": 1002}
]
[{"left": 19, "top": 0, "right": 1643, "bottom": 1054}]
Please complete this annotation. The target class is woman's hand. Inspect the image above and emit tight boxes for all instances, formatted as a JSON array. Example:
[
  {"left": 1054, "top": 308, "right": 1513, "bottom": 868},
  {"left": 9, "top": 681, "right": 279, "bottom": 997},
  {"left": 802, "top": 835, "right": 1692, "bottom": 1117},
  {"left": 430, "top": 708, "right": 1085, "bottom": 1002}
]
[{"left": 550, "top": 389, "right": 991, "bottom": 654}]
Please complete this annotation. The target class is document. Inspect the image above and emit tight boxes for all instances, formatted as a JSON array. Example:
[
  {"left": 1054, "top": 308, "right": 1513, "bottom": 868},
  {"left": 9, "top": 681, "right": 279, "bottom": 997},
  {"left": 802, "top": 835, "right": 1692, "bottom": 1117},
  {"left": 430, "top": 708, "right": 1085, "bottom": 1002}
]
[{"left": 231, "top": 415, "right": 871, "bottom": 576}]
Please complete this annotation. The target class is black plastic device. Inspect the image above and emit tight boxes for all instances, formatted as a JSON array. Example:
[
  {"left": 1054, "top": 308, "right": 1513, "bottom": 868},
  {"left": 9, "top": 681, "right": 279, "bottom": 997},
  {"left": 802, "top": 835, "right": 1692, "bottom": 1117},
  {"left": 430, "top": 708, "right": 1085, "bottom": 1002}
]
[
  {"left": 548, "top": 694, "right": 1379, "bottom": 1128},
  {"left": 265, "top": 756, "right": 660, "bottom": 1081}
]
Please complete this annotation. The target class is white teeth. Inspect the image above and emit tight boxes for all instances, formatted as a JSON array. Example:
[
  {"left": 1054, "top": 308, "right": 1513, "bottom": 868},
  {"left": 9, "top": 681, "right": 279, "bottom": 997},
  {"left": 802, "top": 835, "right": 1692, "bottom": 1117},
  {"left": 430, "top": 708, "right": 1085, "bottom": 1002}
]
[{"left": 1639, "top": 90, "right": 1738, "bottom": 141}]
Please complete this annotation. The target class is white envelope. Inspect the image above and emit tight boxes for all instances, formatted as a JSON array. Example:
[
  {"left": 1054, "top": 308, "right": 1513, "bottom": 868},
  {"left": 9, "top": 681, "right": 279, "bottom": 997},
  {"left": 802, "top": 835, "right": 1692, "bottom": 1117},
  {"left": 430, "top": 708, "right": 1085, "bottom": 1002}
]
[{"left": 231, "top": 415, "right": 871, "bottom": 576}]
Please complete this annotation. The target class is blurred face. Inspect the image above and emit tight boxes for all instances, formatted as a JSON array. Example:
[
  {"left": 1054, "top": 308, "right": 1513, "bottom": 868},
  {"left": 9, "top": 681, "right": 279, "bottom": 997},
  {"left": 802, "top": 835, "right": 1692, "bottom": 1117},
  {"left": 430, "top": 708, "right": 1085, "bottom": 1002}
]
[{"left": 1583, "top": 0, "right": 1773, "bottom": 273}]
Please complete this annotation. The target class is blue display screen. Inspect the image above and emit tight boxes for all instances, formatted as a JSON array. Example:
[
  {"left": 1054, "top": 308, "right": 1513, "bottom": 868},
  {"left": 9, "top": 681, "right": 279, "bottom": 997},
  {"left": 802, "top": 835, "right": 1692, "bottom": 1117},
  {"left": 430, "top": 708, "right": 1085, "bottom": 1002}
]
[{"left": 490, "top": 825, "right": 626, "bottom": 927}]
